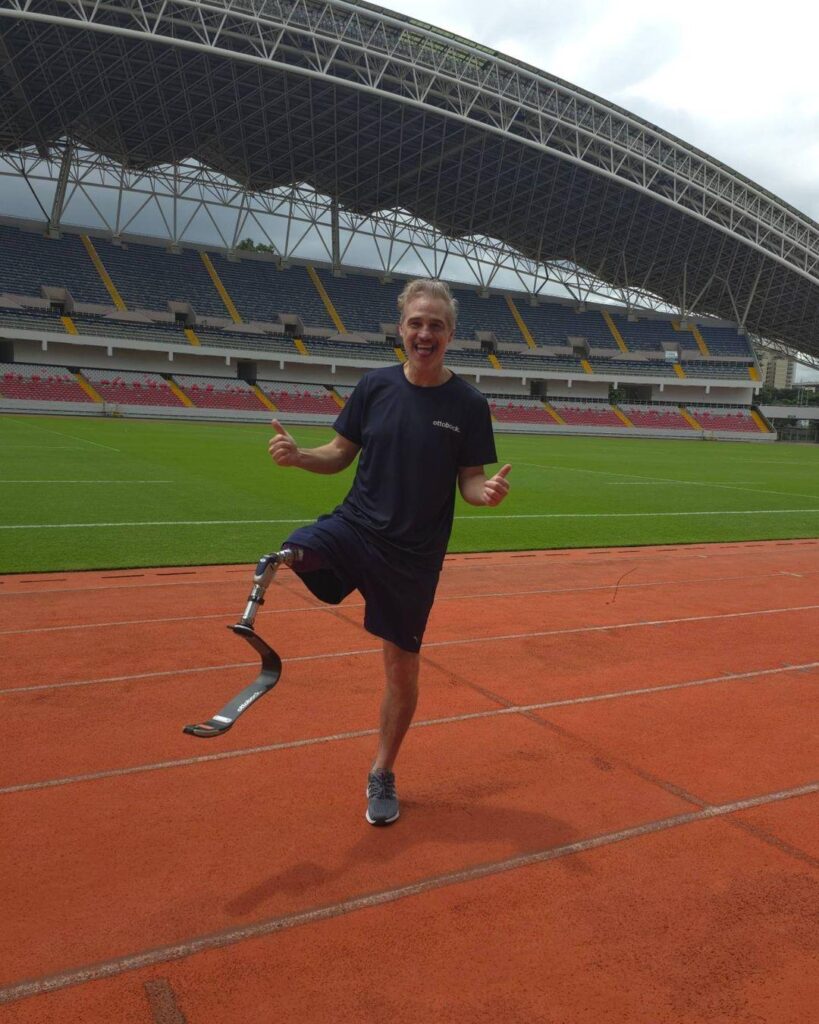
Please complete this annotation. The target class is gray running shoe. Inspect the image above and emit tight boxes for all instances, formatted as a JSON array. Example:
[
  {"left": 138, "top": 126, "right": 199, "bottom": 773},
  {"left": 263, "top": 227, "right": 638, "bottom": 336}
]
[{"left": 366, "top": 770, "right": 399, "bottom": 826}]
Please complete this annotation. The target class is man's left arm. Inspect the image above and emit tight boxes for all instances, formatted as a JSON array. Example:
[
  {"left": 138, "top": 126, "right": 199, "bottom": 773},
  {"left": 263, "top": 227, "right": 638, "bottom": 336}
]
[{"left": 458, "top": 464, "right": 512, "bottom": 507}]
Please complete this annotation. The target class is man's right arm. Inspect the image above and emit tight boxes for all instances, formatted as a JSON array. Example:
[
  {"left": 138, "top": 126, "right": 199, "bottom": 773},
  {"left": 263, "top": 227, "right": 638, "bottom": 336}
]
[{"left": 268, "top": 419, "right": 360, "bottom": 475}]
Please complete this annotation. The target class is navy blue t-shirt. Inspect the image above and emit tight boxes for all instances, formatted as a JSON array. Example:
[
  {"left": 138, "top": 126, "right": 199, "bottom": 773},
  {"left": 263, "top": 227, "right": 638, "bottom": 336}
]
[{"left": 333, "top": 364, "right": 497, "bottom": 568}]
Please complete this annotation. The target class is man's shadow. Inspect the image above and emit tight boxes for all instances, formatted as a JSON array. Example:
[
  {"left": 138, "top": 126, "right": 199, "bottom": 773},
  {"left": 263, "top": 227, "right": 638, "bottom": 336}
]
[{"left": 224, "top": 776, "right": 590, "bottom": 918}]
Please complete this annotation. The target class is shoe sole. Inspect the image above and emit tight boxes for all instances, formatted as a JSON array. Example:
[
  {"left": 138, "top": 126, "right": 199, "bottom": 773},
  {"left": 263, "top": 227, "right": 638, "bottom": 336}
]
[{"left": 365, "top": 808, "right": 400, "bottom": 826}]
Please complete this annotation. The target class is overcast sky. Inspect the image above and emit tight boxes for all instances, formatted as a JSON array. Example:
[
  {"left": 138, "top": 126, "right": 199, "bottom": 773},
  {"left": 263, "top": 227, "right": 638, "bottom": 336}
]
[{"left": 384, "top": 0, "right": 819, "bottom": 222}]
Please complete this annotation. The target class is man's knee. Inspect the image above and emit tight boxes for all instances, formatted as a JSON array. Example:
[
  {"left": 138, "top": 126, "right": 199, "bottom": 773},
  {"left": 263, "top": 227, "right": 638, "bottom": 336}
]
[{"left": 382, "top": 640, "right": 420, "bottom": 686}]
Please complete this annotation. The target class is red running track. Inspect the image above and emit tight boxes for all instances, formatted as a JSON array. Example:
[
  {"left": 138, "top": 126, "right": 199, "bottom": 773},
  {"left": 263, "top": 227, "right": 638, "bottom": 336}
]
[{"left": 0, "top": 541, "right": 817, "bottom": 1023}]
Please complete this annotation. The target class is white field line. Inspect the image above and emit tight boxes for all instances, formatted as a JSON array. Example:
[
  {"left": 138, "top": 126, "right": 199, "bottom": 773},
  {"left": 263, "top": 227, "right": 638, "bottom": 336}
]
[
  {"left": 7, "top": 419, "right": 121, "bottom": 452},
  {"left": 604, "top": 481, "right": 760, "bottom": 486},
  {"left": 718, "top": 459, "right": 819, "bottom": 466},
  {"left": 0, "top": 518, "right": 308, "bottom": 530},
  {"left": 457, "top": 510, "right": 819, "bottom": 521},
  {"left": 515, "top": 460, "right": 819, "bottom": 503},
  {"left": 2, "top": 569, "right": 818, "bottom": 637},
  {"left": 0, "top": 780, "right": 816, "bottom": 1005},
  {"left": 3, "top": 602, "right": 818, "bottom": 698},
  {"left": 3, "top": 508, "right": 819, "bottom": 530},
  {"left": 2, "top": 480, "right": 175, "bottom": 484},
  {"left": 2, "top": 661, "right": 817, "bottom": 797}
]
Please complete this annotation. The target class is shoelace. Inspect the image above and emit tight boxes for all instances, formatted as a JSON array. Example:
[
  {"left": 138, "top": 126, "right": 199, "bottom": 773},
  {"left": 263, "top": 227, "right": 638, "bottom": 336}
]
[{"left": 368, "top": 772, "right": 396, "bottom": 799}]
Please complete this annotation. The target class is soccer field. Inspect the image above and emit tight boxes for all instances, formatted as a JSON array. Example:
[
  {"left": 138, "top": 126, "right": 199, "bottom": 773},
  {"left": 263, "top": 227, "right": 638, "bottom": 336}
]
[{"left": 1, "top": 413, "right": 818, "bottom": 573}]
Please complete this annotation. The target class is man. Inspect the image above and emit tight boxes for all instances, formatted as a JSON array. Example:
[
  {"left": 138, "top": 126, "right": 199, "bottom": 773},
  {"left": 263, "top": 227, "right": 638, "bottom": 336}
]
[{"left": 269, "top": 278, "right": 511, "bottom": 825}]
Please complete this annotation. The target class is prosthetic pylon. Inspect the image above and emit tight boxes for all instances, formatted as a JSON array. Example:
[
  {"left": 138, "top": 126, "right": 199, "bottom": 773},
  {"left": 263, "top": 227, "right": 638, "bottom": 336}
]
[{"left": 183, "top": 551, "right": 291, "bottom": 737}]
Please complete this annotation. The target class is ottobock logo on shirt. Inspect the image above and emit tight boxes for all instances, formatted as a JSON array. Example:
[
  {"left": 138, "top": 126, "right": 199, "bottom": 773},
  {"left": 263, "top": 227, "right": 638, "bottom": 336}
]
[{"left": 433, "top": 420, "right": 460, "bottom": 433}]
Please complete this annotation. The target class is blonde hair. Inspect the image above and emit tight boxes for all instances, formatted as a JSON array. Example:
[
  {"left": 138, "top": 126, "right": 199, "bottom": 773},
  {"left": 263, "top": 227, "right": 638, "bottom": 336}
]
[{"left": 397, "top": 278, "right": 458, "bottom": 328}]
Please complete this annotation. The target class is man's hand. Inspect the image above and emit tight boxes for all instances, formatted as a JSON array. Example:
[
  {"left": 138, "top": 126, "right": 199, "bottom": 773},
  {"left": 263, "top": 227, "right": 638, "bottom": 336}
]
[
  {"left": 482, "top": 464, "right": 512, "bottom": 506},
  {"left": 268, "top": 419, "right": 301, "bottom": 467}
]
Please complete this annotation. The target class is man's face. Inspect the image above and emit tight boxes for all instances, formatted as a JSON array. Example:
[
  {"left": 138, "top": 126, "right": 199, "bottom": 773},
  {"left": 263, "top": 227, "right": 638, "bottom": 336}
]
[{"left": 398, "top": 295, "right": 455, "bottom": 378}]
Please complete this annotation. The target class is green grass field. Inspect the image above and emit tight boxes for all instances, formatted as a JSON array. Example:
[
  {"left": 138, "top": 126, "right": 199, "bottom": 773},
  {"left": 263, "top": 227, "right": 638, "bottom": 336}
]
[{"left": 1, "top": 413, "right": 818, "bottom": 573}]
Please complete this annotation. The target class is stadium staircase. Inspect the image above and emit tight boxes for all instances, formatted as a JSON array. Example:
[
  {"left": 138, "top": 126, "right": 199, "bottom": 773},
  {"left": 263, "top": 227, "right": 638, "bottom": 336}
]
[
  {"left": 199, "top": 252, "right": 243, "bottom": 323},
  {"left": 504, "top": 295, "right": 538, "bottom": 349},
  {"left": 307, "top": 266, "right": 346, "bottom": 333}
]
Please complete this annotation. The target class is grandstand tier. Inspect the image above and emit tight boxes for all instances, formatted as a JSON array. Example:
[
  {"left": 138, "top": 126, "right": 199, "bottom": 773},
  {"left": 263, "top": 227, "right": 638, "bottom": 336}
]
[
  {"left": 82, "top": 368, "right": 184, "bottom": 407},
  {"left": 0, "top": 223, "right": 773, "bottom": 439},
  {"left": 1, "top": 226, "right": 760, "bottom": 362},
  {"left": 0, "top": 363, "right": 93, "bottom": 403}
]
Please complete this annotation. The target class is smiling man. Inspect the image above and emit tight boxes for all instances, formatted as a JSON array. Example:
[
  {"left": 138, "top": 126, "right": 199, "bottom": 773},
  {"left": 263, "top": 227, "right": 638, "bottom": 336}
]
[{"left": 268, "top": 278, "right": 511, "bottom": 825}]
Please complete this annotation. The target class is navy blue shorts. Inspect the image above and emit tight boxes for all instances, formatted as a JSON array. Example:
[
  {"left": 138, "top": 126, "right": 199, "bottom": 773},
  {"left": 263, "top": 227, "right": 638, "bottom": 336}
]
[{"left": 283, "top": 515, "right": 440, "bottom": 654}]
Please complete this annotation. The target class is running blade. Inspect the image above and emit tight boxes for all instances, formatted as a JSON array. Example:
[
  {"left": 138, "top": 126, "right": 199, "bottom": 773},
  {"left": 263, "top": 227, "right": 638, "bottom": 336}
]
[{"left": 183, "top": 624, "right": 283, "bottom": 737}]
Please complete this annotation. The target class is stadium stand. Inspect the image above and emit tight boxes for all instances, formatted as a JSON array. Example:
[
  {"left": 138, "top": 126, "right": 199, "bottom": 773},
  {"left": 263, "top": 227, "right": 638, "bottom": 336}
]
[
  {"left": 0, "top": 224, "right": 111, "bottom": 305},
  {"left": 611, "top": 314, "right": 686, "bottom": 354},
  {"left": 259, "top": 380, "right": 340, "bottom": 415},
  {"left": 447, "top": 348, "right": 497, "bottom": 369},
  {"left": 688, "top": 407, "right": 762, "bottom": 433},
  {"left": 82, "top": 367, "right": 184, "bottom": 407},
  {"left": 678, "top": 360, "right": 755, "bottom": 379},
  {"left": 550, "top": 402, "right": 623, "bottom": 428},
  {"left": 499, "top": 351, "right": 586, "bottom": 372},
  {"left": 0, "top": 227, "right": 759, "bottom": 366},
  {"left": 171, "top": 374, "right": 265, "bottom": 411},
  {"left": 515, "top": 301, "right": 619, "bottom": 349},
  {"left": 619, "top": 404, "right": 693, "bottom": 431},
  {"left": 72, "top": 314, "right": 192, "bottom": 347},
  {"left": 450, "top": 288, "right": 523, "bottom": 345},
  {"left": 0, "top": 306, "right": 73, "bottom": 334},
  {"left": 0, "top": 362, "right": 93, "bottom": 403},
  {"left": 300, "top": 336, "right": 394, "bottom": 362},
  {"left": 697, "top": 325, "right": 753, "bottom": 357},
  {"left": 195, "top": 327, "right": 297, "bottom": 356},
  {"left": 488, "top": 397, "right": 555, "bottom": 425},
  {"left": 0, "top": 224, "right": 770, "bottom": 438},
  {"left": 313, "top": 268, "right": 400, "bottom": 333},
  {"left": 214, "top": 259, "right": 335, "bottom": 328},
  {"left": 91, "top": 239, "right": 227, "bottom": 318}
]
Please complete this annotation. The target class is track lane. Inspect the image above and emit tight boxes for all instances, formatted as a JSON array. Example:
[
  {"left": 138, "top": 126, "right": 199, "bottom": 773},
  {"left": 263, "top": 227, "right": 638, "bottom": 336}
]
[
  {"left": 538, "top": 672, "right": 819, "bottom": 805},
  {"left": 2, "top": 568, "right": 817, "bottom": 690},
  {"left": 2, "top": 791, "right": 816, "bottom": 1022},
  {"left": 0, "top": 714, "right": 692, "bottom": 988}
]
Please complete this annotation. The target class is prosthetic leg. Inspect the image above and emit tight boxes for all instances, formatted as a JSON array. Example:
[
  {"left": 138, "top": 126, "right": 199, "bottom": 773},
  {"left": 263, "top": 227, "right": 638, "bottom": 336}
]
[{"left": 183, "top": 550, "right": 293, "bottom": 737}]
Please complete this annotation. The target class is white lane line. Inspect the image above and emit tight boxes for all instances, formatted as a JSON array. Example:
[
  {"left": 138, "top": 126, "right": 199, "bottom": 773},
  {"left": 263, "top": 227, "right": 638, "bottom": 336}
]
[
  {"left": 3, "top": 568, "right": 819, "bottom": 636},
  {"left": 4, "top": 509, "right": 819, "bottom": 530},
  {"left": 3, "top": 604, "right": 818, "bottom": 697},
  {"left": 516, "top": 460, "right": 819, "bottom": 503},
  {"left": 3, "top": 661, "right": 816, "bottom": 796},
  {"left": 2, "top": 544, "right": 817, "bottom": 598},
  {"left": 0, "top": 605, "right": 328, "bottom": 636},
  {"left": 0, "top": 780, "right": 815, "bottom": 1005},
  {"left": 419, "top": 604, "right": 819, "bottom": 656}
]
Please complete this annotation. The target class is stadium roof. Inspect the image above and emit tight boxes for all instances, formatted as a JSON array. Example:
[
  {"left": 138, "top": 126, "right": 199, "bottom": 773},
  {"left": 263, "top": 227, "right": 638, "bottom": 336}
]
[{"left": 1, "top": 0, "right": 818, "bottom": 357}]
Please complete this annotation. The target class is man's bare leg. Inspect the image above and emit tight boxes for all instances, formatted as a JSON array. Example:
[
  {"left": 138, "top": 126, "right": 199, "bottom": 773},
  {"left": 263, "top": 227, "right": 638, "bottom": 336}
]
[
  {"left": 372, "top": 640, "right": 420, "bottom": 772},
  {"left": 366, "top": 641, "right": 418, "bottom": 825}
]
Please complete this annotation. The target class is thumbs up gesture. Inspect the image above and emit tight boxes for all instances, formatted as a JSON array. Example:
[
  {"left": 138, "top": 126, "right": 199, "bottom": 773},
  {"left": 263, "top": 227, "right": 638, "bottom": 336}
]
[
  {"left": 268, "top": 419, "right": 300, "bottom": 467},
  {"left": 483, "top": 463, "right": 511, "bottom": 506}
]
